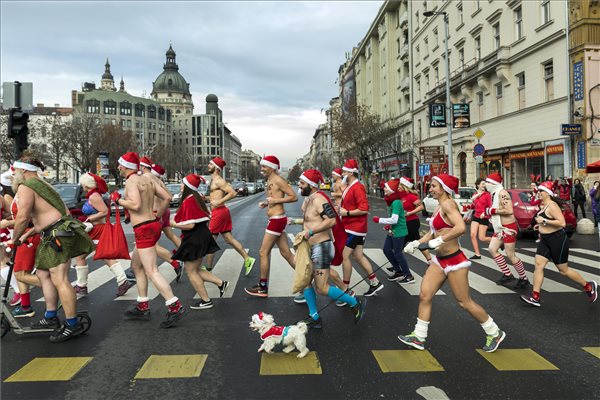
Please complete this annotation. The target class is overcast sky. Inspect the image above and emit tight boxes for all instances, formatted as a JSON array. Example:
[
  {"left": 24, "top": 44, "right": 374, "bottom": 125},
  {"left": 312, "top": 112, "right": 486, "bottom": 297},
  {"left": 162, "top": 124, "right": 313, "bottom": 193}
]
[{"left": 1, "top": 1, "right": 382, "bottom": 168}]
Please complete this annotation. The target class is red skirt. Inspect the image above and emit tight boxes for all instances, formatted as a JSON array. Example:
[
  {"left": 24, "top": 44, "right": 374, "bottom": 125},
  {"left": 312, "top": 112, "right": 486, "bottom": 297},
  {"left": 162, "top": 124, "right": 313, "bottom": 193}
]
[{"left": 431, "top": 250, "right": 471, "bottom": 275}]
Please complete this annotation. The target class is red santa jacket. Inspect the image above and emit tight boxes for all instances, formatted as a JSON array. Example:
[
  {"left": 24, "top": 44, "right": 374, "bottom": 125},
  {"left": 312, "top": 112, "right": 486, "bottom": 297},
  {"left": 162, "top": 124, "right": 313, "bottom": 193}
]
[{"left": 340, "top": 179, "right": 369, "bottom": 236}]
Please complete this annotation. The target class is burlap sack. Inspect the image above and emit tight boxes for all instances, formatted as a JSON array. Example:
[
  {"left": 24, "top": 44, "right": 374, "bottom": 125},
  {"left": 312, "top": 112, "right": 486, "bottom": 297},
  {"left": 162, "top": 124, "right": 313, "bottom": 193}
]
[{"left": 291, "top": 232, "right": 313, "bottom": 293}]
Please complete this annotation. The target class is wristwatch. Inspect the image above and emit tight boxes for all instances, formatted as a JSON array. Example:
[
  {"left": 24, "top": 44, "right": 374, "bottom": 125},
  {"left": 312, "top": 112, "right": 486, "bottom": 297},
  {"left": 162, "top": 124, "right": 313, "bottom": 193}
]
[
  {"left": 542, "top": 218, "right": 547, "bottom": 226},
  {"left": 346, "top": 210, "right": 350, "bottom": 217}
]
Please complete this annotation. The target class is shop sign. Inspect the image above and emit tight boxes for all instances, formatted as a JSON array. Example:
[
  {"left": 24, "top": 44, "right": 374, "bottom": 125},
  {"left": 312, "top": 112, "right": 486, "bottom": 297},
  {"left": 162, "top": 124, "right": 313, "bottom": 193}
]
[
  {"left": 509, "top": 150, "right": 544, "bottom": 160},
  {"left": 546, "top": 144, "right": 564, "bottom": 154},
  {"left": 561, "top": 124, "right": 581, "bottom": 136},
  {"left": 573, "top": 61, "right": 584, "bottom": 101},
  {"left": 452, "top": 103, "right": 470, "bottom": 129},
  {"left": 379, "top": 159, "right": 409, "bottom": 169},
  {"left": 483, "top": 154, "right": 502, "bottom": 162},
  {"left": 429, "top": 103, "right": 446, "bottom": 127},
  {"left": 577, "top": 141, "right": 586, "bottom": 169}
]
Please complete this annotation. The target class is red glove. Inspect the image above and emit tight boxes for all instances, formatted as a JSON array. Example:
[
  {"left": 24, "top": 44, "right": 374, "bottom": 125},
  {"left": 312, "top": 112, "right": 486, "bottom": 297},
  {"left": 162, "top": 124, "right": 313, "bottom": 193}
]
[
  {"left": 372, "top": 216, "right": 380, "bottom": 223},
  {"left": 110, "top": 191, "right": 122, "bottom": 203},
  {"left": 384, "top": 225, "right": 391, "bottom": 231}
]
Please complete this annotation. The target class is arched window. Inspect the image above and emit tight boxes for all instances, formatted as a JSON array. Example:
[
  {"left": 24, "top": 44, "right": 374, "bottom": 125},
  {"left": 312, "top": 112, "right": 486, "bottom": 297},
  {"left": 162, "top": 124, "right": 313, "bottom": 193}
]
[
  {"left": 86, "top": 99, "right": 100, "bottom": 114},
  {"left": 158, "top": 107, "right": 165, "bottom": 120},
  {"left": 104, "top": 100, "right": 117, "bottom": 115},
  {"left": 148, "top": 105, "right": 156, "bottom": 119},
  {"left": 120, "top": 101, "right": 132, "bottom": 116},
  {"left": 135, "top": 103, "right": 145, "bottom": 117}
]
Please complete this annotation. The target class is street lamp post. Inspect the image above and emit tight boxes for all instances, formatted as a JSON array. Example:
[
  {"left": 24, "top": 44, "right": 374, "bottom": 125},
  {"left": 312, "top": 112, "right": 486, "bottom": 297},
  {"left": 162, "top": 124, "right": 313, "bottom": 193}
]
[{"left": 424, "top": 10, "right": 453, "bottom": 176}]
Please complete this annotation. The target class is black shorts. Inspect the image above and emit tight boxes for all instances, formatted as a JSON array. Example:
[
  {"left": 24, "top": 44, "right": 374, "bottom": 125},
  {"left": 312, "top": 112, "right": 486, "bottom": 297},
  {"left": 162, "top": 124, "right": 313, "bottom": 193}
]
[
  {"left": 536, "top": 229, "right": 569, "bottom": 265},
  {"left": 472, "top": 216, "right": 489, "bottom": 226},
  {"left": 345, "top": 234, "right": 365, "bottom": 249},
  {"left": 406, "top": 219, "right": 421, "bottom": 241}
]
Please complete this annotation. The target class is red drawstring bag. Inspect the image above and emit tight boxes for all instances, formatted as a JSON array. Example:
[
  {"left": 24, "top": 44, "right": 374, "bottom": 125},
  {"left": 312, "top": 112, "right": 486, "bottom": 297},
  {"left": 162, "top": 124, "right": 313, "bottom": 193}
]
[{"left": 94, "top": 203, "right": 130, "bottom": 260}]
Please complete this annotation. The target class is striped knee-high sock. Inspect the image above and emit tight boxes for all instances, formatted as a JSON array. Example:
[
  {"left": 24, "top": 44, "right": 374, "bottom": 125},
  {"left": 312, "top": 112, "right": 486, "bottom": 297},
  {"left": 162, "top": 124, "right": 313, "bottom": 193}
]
[
  {"left": 493, "top": 255, "right": 512, "bottom": 276},
  {"left": 513, "top": 259, "right": 527, "bottom": 279}
]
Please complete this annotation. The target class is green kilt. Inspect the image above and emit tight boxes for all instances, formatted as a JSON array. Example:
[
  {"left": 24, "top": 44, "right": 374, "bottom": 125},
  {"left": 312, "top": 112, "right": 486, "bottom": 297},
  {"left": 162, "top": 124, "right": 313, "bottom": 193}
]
[{"left": 35, "top": 216, "right": 96, "bottom": 270}]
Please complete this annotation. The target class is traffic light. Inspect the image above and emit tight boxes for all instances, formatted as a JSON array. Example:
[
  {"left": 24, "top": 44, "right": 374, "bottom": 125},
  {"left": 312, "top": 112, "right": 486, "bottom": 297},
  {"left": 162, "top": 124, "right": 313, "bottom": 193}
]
[{"left": 7, "top": 108, "right": 29, "bottom": 154}]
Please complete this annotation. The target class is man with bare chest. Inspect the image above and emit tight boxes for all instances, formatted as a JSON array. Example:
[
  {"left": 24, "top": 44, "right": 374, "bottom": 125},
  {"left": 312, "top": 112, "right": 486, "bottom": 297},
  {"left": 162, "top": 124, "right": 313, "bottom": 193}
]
[
  {"left": 203, "top": 157, "right": 255, "bottom": 275},
  {"left": 112, "top": 152, "right": 186, "bottom": 328},
  {"left": 330, "top": 167, "right": 344, "bottom": 208},
  {"left": 245, "top": 155, "right": 297, "bottom": 297}
]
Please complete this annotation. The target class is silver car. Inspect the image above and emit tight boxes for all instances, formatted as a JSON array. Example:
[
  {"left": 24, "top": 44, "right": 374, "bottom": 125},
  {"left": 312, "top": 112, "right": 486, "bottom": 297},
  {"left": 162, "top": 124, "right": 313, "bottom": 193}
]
[{"left": 246, "top": 183, "right": 256, "bottom": 195}]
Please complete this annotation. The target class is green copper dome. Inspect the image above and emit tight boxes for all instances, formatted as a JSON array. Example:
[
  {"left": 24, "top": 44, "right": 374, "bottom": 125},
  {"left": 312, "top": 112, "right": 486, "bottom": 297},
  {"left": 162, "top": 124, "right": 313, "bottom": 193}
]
[{"left": 152, "top": 45, "right": 190, "bottom": 95}]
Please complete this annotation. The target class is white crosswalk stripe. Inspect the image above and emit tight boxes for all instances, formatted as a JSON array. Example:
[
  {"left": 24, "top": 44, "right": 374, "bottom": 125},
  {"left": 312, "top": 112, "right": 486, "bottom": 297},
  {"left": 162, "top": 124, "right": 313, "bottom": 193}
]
[
  {"left": 115, "top": 262, "right": 176, "bottom": 301},
  {"left": 566, "top": 247, "right": 600, "bottom": 259},
  {"left": 510, "top": 250, "right": 599, "bottom": 283},
  {"left": 193, "top": 248, "right": 248, "bottom": 299},
  {"left": 519, "top": 247, "right": 600, "bottom": 270}
]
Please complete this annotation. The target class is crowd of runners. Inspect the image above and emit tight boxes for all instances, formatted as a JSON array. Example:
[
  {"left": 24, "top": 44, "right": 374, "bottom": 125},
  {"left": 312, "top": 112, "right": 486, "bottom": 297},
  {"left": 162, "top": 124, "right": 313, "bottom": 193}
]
[{"left": 0, "top": 152, "right": 597, "bottom": 350}]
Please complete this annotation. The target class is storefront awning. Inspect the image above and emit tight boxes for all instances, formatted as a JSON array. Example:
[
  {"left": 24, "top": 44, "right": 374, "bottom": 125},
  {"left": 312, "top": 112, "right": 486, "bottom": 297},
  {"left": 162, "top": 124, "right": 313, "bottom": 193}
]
[{"left": 485, "top": 143, "right": 543, "bottom": 155}]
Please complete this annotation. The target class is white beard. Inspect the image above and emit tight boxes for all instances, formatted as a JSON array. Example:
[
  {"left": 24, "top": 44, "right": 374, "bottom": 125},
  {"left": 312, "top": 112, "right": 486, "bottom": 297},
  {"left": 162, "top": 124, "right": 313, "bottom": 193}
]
[{"left": 11, "top": 170, "right": 25, "bottom": 193}]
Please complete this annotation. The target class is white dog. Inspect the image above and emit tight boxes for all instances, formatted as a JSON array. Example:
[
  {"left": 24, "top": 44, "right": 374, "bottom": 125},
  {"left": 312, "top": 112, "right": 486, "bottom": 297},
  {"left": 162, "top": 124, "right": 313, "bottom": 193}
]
[{"left": 249, "top": 312, "right": 309, "bottom": 358}]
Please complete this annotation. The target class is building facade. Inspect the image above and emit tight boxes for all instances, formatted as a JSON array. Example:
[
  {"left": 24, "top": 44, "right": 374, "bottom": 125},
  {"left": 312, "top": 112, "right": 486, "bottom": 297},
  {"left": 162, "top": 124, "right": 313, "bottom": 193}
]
[{"left": 240, "top": 149, "right": 262, "bottom": 182}]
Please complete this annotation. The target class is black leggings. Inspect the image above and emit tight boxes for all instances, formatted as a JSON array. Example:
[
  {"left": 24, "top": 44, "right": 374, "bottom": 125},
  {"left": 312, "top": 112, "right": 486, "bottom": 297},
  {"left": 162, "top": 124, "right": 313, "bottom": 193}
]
[{"left": 573, "top": 202, "right": 586, "bottom": 219}]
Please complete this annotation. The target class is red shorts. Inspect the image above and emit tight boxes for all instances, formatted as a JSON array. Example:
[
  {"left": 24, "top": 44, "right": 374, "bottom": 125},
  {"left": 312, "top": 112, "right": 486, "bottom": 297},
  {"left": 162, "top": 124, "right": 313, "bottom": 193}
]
[
  {"left": 0, "top": 228, "right": 11, "bottom": 243},
  {"left": 265, "top": 215, "right": 287, "bottom": 236},
  {"left": 494, "top": 222, "right": 518, "bottom": 244},
  {"left": 431, "top": 250, "right": 471, "bottom": 275},
  {"left": 160, "top": 209, "right": 171, "bottom": 230},
  {"left": 88, "top": 224, "right": 104, "bottom": 244},
  {"left": 133, "top": 219, "right": 161, "bottom": 249},
  {"left": 210, "top": 206, "right": 233, "bottom": 235},
  {"left": 14, "top": 234, "right": 41, "bottom": 272}
]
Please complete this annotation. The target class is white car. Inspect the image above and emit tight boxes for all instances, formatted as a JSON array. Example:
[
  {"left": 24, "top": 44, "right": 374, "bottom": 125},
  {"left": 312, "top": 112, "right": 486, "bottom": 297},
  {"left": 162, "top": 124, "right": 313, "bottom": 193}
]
[
  {"left": 422, "top": 187, "right": 477, "bottom": 216},
  {"left": 246, "top": 183, "right": 257, "bottom": 195}
]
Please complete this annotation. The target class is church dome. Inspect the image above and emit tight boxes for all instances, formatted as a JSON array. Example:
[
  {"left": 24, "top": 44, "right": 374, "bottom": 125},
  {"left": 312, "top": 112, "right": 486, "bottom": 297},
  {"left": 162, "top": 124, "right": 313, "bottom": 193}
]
[
  {"left": 152, "top": 45, "right": 190, "bottom": 95},
  {"left": 206, "top": 94, "right": 218, "bottom": 103}
]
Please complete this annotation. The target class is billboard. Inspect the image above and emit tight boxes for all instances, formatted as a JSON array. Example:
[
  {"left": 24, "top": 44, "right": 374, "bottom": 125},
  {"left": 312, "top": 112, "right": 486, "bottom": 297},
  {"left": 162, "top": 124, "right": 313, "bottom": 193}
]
[{"left": 341, "top": 68, "right": 356, "bottom": 116}]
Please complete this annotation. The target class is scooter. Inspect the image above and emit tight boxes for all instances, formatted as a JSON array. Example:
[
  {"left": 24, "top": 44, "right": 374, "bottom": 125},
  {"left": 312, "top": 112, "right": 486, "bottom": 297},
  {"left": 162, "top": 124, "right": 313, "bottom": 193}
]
[{"left": 1, "top": 245, "right": 91, "bottom": 338}]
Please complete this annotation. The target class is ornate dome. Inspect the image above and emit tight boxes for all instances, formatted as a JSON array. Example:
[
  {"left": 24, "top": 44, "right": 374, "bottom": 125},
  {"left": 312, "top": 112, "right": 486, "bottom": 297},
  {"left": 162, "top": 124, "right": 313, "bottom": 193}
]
[
  {"left": 151, "top": 45, "right": 190, "bottom": 95},
  {"left": 206, "top": 94, "right": 218, "bottom": 103}
]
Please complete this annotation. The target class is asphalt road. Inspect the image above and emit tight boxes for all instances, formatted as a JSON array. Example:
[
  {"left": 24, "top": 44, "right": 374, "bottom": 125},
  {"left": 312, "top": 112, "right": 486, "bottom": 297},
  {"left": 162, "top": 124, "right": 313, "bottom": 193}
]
[{"left": 1, "top": 191, "right": 599, "bottom": 400}]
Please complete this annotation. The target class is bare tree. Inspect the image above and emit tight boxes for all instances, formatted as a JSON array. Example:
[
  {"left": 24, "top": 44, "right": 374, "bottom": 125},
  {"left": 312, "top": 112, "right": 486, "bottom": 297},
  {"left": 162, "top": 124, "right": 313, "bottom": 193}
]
[
  {"left": 95, "top": 124, "right": 136, "bottom": 185},
  {"left": 61, "top": 113, "right": 103, "bottom": 173},
  {"left": 287, "top": 162, "right": 302, "bottom": 183}
]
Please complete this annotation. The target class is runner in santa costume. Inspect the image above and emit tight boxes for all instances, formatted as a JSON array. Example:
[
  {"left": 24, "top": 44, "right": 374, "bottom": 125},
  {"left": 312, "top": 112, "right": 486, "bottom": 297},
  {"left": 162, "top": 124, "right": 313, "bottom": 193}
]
[
  {"left": 483, "top": 173, "right": 530, "bottom": 289},
  {"left": 0, "top": 167, "right": 22, "bottom": 308},
  {"left": 330, "top": 167, "right": 345, "bottom": 208},
  {"left": 72, "top": 172, "right": 132, "bottom": 298},
  {"left": 171, "top": 174, "right": 229, "bottom": 309},
  {"left": 400, "top": 174, "right": 506, "bottom": 353},
  {"left": 339, "top": 159, "right": 383, "bottom": 298},
  {"left": 398, "top": 176, "right": 432, "bottom": 268}
]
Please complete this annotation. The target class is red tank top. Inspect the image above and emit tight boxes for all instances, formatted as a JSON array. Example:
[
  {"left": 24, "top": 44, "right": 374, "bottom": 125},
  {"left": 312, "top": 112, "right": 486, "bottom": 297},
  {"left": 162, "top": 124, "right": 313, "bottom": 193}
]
[
  {"left": 429, "top": 209, "right": 453, "bottom": 233},
  {"left": 11, "top": 198, "right": 18, "bottom": 218},
  {"left": 401, "top": 193, "right": 420, "bottom": 222}
]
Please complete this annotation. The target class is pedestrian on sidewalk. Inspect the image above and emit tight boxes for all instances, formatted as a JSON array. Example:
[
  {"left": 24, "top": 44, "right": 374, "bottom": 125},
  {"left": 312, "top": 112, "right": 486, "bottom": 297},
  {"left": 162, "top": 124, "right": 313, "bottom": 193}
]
[
  {"left": 590, "top": 181, "right": 599, "bottom": 225},
  {"left": 572, "top": 178, "right": 587, "bottom": 220}
]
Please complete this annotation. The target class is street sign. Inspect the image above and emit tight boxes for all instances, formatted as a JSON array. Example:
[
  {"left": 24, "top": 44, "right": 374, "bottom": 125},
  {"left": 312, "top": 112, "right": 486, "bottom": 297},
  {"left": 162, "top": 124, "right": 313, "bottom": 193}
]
[
  {"left": 429, "top": 103, "right": 446, "bottom": 128},
  {"left": 418, "top": 164, "right": 431, "bottom": 176},
  {"left": 419, "top": 146, "right": 445, "bottom": 164},
  {"left": 561, "top": 124, "right": 581, "bottom": 136},
  {"left": 577, "top": 141, "right": 586, "bottom": 169},
  {"left": 2, "top": 82, "right": 33, "bottom": 111},
  {"left": 473, "top": 143, "right": 485, "bottom": 156},
  {"left": 452, "top": 103, "right": 470, "bottom": 129},
  {"left": 473, "top": 128, "right": 485, "bottom": 139},
  {"left": 474, "top": 155, "right": 484, "bottom": 163},
  {"left": 419, "top": 146, "right": 444, "bottom": 155}
]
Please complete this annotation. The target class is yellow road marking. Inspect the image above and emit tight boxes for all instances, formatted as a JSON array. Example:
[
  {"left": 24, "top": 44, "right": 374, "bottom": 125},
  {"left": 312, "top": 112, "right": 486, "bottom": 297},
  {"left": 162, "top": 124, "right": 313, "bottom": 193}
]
[
  {"left": 134, "top": 355, "right": 208, "bottom": 379},
  {"left": 372, "top": 350, "right": 444, "bottom": 373},
  {"left": 582, "top": 347, "right": 600, "bottom": 359},
  {"left": 259, "top": 352, "right": 322, "bottom": 375},
  {"left": 476, "top": 349, "right": 559, "bottom": 371},
  {"left": 4, "top": 357, "right": 93, "bottom": 382}
]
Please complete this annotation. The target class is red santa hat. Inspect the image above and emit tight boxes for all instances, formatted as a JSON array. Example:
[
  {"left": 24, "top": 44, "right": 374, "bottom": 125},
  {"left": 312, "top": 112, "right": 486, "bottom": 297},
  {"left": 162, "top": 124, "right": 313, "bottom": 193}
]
[
  {"left": 485, "top": 172, "right": 503, "bottom": 185},
  {"left": 210, "top": 157, "right": 226, "bottom": 171},
  {"left": 183, "top": 174, "right": 206, "bottom": 192},
  {"left": 118, "top": 152, "right": 140, "bottom": 170},
  {"left": 260, "top": 155, "right": 280, "bottom": 170},
  {"left": 384, "top": 178, "right": 400, "bottom": 192},
  {"left": 300, "top": 169, "right": 324, "bottom": 188},
  {"left": 537, "top": 181, "right": 555, "bottom": 196},
  {"left": 342, "top": 159, "right": 359, "bottom": 174},
  {"left": 87, "top": 172, "right": 108, "bottom": 194},
  {"left": 432, "top": 174, "right": 459, "bottom": 196},
  {"left": 400, "top": 176, "right": 414, "bottom": 189},
  {"left": 139, "top": 156, "right": 153, "bottom": 169},
  {"left": 151, "top": 164, "right": 165, "bottom": 178},
  {"left": 332, "top": 168, "right": 343, "bottom": 177}
]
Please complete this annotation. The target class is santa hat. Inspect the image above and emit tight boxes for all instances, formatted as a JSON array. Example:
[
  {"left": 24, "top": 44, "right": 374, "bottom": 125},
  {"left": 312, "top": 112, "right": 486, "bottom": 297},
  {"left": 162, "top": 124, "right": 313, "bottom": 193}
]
[
  {"left": 0, "top": 170, "right": 12, "bottom": 186},
  {"left": 87, "top": 172, "right": 108, "bottom": 194},
  {"left": 384, "top": 178, "right": 400, "bottom": 192},
  {"left": 260, "top": 155, "right": 280, "bottom": 170},
  {"left": 13, "top": 159, "right": 40, "bottom": 172},
  {"left": 210, "top": 157, "right": 226, "bottom": 171},
  {"left": 485, "top": 173, "right": 503, "bottom": 185},
  {"left": 332, "top": 168, "right": 343, "bottom": 178},
  {"left": 432, "top": 174, "right": 459, "bottom": 196},
  {"left": 400, "top": 177, "right": 414, "bottom": 189},
  {"left": 342, "top": 159, "right": 359, "bottom": 174},
  {"left": 183, "top": 174, "right": 206, "bottom": 192},
  {"left": 119, "top": 152, "right": 140, "bottom": 170},
  {"left": 151, "top": 164, "right": 165, "bottom": 178},
  {"left": 300, "top": 169, "right": 324, "bottom": 188},
  {"left": 139, "top": 156, "right": 153, "bottom": 169},
  {"left": 537, "top": 181, "right": 555, "bottom": 196}
]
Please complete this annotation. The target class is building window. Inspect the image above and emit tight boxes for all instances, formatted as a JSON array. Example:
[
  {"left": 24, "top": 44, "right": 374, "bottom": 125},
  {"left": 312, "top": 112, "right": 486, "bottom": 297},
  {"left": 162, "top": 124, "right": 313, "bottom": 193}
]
[
  {"left": 135, "top": 103, "right": 145, "bottom": 117},
  {"left": 147, "top": 105, "right": 156, "bottom": 119},
  {"left": 416, "top": 11, "right": 419, "bottom": 30},
  {"left": 103, "top": 100, "right": 116, "bottom": 115},
  {"left": 543, "top": 61, "right": 554, "bottom": 101},
  {"left": 119, "top": 101, "right": 131, "bottom": 116},
  {"left": 425, "top": 73, "right": 430, "bottom": 93},
  {"left": 424, "top": 37, "right": 428, "bottom": 55},
  {"left": 434, "top": 66, "right": 439, "bottom": 85},
  {"left": 477, "top": 91, "right": 484, "bottom": 121},
  {"left": 495, "top": 83, "right": 503, "bottom": 115},
  {"left": 416, "top": 45, "right": 420, "bottom": 62},
  {"left": 86, "top": 100, "right": 99, "bottom": 114},
  {"left": 396, "top": 38, "right": 401, "bottom": 55},
  {"left": 514, "top": 7, "right": 523, "bottom": 40},
  {"left": 158, "top": 107, "right": 165, "bottom": 121},
  {"left": 541, "top": 0, "right": 551, "bottom": 24},
  {"left": 366, "top": 43, "right": 372, "bottom": 59},
  {"left": 458, "top": 3, "right": 464, "bottom": 26},
  {"left": 433, "top": 28, "right": 438, "bottom": 47},
  {"left": 517, "top": 72, "right": 526, "bottom": 109},
  {"left": 416, "top": 79, "right": 421, "bottom": 100},
  {"left": 474, "top": 36, "right": 481, "bottom": 60},
  {"left": 458, "top": 48, "right": 465, "bottom": 67},
  {"left": 493, "top": 22, "right": 500, "bottom": 49}
]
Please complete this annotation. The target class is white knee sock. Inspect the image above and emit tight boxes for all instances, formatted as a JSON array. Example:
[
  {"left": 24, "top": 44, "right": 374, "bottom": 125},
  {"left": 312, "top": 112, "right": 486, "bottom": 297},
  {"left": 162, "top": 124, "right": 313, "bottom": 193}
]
[
  {"left": 109, "top": 262, "right": 127, "bottom": 285},
  {"left": 75, "top": 265, "right": 89, "bottom": 287},
  {"left": 414, "top": 318, "right": 430, "bottom": 340},
  {"left": 1, "top": 267, "right": 20, "bottom": 293},
  {"left": 481, "top": 316, "right": 500, "bottom": 337}
]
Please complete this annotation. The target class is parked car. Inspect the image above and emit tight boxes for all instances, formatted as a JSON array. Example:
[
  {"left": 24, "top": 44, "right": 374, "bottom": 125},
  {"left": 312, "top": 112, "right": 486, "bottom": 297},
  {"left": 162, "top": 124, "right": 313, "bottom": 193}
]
[
  {"left": 247, "top": 182, "right": 257, "bottom": 195},
  {"left": 53, "top": 183, "right": 85, "bottom": 217},
  {"left": 167, "top": 183, "right": 182, "bottom": 207},
  {"left": 233, "top": 181, "right": 248, "bottom": 196},
  {"left": 256, "top": 182, "right": 264, "bottom": 192},
  {"left": 506, "top": 189, "right": 576, "bottom": 238},
  {"left": 422, "top": 187, "right": 477, "bottom": 216}
]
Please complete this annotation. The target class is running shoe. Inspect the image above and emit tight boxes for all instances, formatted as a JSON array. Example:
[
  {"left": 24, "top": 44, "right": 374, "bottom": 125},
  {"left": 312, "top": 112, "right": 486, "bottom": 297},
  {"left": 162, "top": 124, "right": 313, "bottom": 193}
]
[
  {"left": 244, "top": 284, "right": 268, "bottom": 298},
  {"left": 172, "top": 261, "right": 184, "bottom": 283},
  {"left": 304, "top": 316, "right": 322, "bottom": 329},
  {"left": 385, "top": 266, "right": 395, "bottom": 273},
  {"left": 335, "top": 289, "right": 355, "bottom": 307},
  {"left": 160, "top": 306, "right": 187, "bottom": 328},
  {"left": 31, "top": 316, "right": 61, "bottom": 330},
  {"left": 398, "top": 275, "right": 415, "bottom": 285},
  {"left": 469, "top": 255, "right": 482, "bottom": 260},
  {"left": 12, "top": 306, "right": 35, "bottom": 318},
  {"left": 397, "top": 332, "right": 426, "bottom": 350},
  {"left": 49, "top": 322, "right": 85, "bottom": 343},
  {"left": 520, "top": 293, "right": 541, "bottom": 307},
  {"left": 9, "top": 293, "right": 21, "bottom": 307},
  {"left": 585, "top": 281, "right": 598, "bottom": 303},
  {"left": 116, "top": 280, "right": 133, "bottom": 297},
  {"left": 387, "top": 272, "right": 404, "bottom": 282},
  {"left": 125, "top": 270, "right": 136, "bottom": 282},
  {"left": 244, "top": 257, "right": 256, "bottom": 276},
  {"left": 74, "top": 285, "right": 88, "bottom": 299},
  {"left": 482, "top": 330, "right": 506, "bottom": 353},
  {"left": 293, "top": 293, "right": 306, "bottom": 304},
  {"left": 190, "top": 300, "right": 214, "bottom": 310},
  {"left": 496, "top": 274, "right": 516, "bottom": 286},
  {"left": 218, "top": 281, "right": 230, "bottom": 298},
  {"left": 124, "top": 305, "right": 151, "bottom": 321},
  {"left": 513, "top": 278, "right": 530, "bottom": 289},
  {"left": 363, "top": 282, "right": 384, "bottom": 297},
  {"left": 350, "top": 297, "right": 366, "bottom": 324}
]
